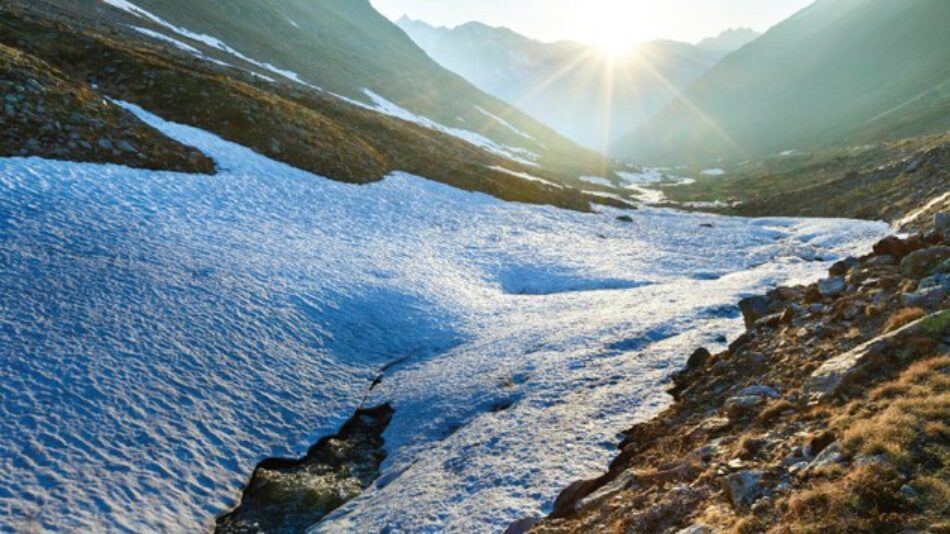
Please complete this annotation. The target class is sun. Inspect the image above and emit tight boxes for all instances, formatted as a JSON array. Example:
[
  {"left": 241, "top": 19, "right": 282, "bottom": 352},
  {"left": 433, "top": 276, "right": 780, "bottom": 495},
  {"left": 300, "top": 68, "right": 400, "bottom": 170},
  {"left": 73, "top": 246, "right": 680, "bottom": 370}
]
[
  {"left": 585, "top": 13, "right": 638, "bottom": 56},
  {"left": 590, "top": 33, "right": 635, "bottom": 56}
]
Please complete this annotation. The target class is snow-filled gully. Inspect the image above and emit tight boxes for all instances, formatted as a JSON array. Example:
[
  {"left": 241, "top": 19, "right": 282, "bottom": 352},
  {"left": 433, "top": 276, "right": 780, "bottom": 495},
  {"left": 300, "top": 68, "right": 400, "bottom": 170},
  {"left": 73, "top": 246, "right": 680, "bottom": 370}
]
[{"left": 0, "top": 102, "right": 891, "bottom": 533}]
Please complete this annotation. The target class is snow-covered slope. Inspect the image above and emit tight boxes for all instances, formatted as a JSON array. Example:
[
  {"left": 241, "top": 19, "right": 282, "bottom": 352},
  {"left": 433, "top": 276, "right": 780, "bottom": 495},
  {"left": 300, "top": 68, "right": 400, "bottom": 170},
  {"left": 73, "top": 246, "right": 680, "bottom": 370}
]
[{"left": 0, "top": 105, "right": 889, "bottom": 532}]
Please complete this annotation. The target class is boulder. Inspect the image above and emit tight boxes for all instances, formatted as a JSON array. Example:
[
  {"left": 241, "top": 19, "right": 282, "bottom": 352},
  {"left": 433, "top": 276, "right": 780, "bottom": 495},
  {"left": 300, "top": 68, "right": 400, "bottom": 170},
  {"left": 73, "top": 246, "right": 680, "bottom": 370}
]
[
  {"left": 686, "top": 347, "right": 711, "bottom": 370},
  {"left": 936, "top": 212, "right": 950, "bottom": 241},
  {"left": 900, "top": 246, "right": 950, "bottom": 278},
  {"left": 575, "top": 470, "right": 640, "bottom": 511},
  {"left": 616, "top": 215, "right": 634, "bottom": 223},
  {"left": 818, "top": 276, "right": 846, "bottom": 297},
  {"left": 721, "top": 470, "right": 766, "bottom": 509},
  {"left": 551, "top": 477, "right": 605, "bottom": 517},
  {"left": 739, "top": 296, "right": 770, "bottom": 328},
  {"left": 805, "top": 310, "right": 950, "bottom": 400},
  {"left": 806, "top": 442, "right": 843, "bottom": 471},
  {"left": 867, "top": 254, "right": 897, "bottom": 267},
  {"left": 932, "top": 258, "right": 950, "bottom": 275},
  {"left": 724, "top": 395, "right": 765, "bottom": 417},
  {"left": 901, "top": 274, "right": 950, "bottom": 308},
  {"left": 873, "top": 236, "right": 910, "bottom": 258},
  {"left": 503, "top": 517, "right": 540, "bottom": 534},
  {"left": 829, "top": 257, "right": 859, "bottom": 276},
  {"left": 753, "top": 312, "right": 786, "bottom": 329}
]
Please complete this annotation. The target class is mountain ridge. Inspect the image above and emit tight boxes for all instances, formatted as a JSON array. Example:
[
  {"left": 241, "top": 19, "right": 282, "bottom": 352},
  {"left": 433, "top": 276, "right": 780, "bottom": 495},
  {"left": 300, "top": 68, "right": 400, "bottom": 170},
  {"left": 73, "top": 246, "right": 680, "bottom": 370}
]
[
  {"left": 614, "top": 0, "right": 950, "bottom": 163},
  {"left": 398, "top": 16, "right": 739, "bottom": 150}
]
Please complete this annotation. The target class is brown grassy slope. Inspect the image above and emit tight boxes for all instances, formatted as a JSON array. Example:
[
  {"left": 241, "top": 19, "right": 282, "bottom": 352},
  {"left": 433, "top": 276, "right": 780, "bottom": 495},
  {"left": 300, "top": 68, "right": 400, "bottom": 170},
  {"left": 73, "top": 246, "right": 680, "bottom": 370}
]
[
  {"left": 658, "top": 134, "right": 950, "bottom": 228},
  {"left": 0, "top": 2, "right": 609, "bottom": 211},
  {"left": 0, "top": 42, "right": 212, "bottom": 172}
]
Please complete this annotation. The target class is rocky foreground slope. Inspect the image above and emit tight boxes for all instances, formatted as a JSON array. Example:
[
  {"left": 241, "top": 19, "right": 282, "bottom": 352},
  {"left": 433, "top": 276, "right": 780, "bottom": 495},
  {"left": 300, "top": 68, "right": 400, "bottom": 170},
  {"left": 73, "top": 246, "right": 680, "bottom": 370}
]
[{"left": 524, "top": 214, "right": 950, "bottom": 533}]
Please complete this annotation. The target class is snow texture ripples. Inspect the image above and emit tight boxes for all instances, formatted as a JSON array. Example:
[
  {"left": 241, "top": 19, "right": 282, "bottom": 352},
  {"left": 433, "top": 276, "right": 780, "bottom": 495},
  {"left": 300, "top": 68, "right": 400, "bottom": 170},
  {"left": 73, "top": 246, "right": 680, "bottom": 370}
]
[{"left": 0, "top": 103, "right": 889, "bottom": 533}]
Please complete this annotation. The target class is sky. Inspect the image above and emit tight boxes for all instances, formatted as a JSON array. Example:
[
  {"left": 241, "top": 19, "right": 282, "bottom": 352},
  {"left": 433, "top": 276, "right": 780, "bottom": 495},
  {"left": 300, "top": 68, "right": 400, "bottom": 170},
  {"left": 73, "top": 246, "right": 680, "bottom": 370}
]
[{"left": 370, "top": 0, "right": 814, "bottom": 48}]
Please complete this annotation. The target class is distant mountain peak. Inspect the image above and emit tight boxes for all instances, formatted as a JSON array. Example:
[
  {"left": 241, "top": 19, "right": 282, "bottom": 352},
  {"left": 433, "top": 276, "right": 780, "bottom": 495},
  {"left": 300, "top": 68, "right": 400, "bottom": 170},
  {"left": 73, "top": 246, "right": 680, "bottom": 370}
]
[
  {"left": 696, "top": 27, "right": 760, "bottom": 53},
  {"left": 398, "top": 16, "right": 724, "bottom": 149}
]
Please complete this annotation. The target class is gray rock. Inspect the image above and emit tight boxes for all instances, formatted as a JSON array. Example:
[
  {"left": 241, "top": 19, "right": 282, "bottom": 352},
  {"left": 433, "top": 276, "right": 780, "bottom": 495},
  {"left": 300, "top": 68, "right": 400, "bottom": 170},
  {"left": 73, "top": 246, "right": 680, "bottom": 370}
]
[
  {"left": 818, "top": 276, "right": 846, "bottom": 297},
  {"left": 867, "top": 254, "right": 897, "bottom": 267},
  {"left": 676, "top": 525, "right": 714, "bottom": 534},
  {"left": 737, "top": 385, "right": 780, "bottom": 399},
  {"left": 900, "top": 484, "right": 918, "bottom": 498},
  {"left": 901, "top": 247, "right": 950, "bottom": 278},
  {"left": 721, "top": 470, "right": 766, "bottom": 508},
  {"left": 805, "top": 310, "right": 950, "bottom": 400},
  {"left": 739, "top": 296, "right": 770, "bottom": 328},
  {"left": 906, "top": 159, "right": 922, "bottom": 173},
  {"left": 724, "top": 395, "right": 765, "bottom": 417},
  {"left": 807, "top": 442, "right": 843, "bottom": 470},
  {"left": 97, "top": 138, "right": 114, "bottom": 150},
  {"left": 576, "top": 470, "right": 639, "bottom": 510},
  {"left": 503, "top": 517, "right": 541, "bottom": 534},
  {"left": 901, "top": 285, "right": 947, "bottom": 308},
  {"left": 936, "top": 212, "right": 950, "bottom": 241},
  {"left": 116, "top": 140, "right": 137, "bottom": 153}
]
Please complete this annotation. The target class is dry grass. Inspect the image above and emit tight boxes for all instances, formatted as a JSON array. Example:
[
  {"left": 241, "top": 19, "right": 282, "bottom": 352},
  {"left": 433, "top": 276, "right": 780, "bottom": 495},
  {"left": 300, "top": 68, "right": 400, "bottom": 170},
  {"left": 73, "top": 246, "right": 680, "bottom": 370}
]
[
  {"left": 756, "top": 399, "right": 795, "bottom": 425},
  {"left": 882, "top": 307, "right": 927, "bottom": 334},
  {"left": 774, "top": 355, "right": 950, "bottom": 532}
]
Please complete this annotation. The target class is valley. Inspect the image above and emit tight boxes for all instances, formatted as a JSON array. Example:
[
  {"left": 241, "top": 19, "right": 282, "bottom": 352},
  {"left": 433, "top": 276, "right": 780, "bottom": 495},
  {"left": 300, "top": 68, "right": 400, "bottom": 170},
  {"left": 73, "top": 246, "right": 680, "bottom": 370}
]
[{"left": 0, "top": 0, "right": 947, "bottom": 533}]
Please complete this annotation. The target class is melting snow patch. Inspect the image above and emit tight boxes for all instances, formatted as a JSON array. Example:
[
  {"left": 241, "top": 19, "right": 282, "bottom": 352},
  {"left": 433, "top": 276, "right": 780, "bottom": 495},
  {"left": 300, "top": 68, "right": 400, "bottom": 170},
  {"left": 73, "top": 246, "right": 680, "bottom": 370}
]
[
  {"left": 132, "top": 26, "right": 201, "bottom": 55},
  {"left": 583, "top": 190, "right": 638, "bottom": 207},
  {"left": 617, "top": 169, "right": 665, "bottom": 184},
  {"left": 105, "top": 0, "right": 318, "bottom": 90},
  {"left": 701, "top": 168, "right": 727, "bottom": 177},
  {"left": 362, "top": 89, "right": 540, "bottom": 166},
  {"left": 0, "top": 102, "right": 891, "bottom": 533},
  {"left": 579, "top": 176, "right": 614, "bottom": 187},
  {"left": 488, "top": 166, "right": 563, "bottom": 189},
  {"left": 474, "top": 106, "right": 536, "bottom": 142}
]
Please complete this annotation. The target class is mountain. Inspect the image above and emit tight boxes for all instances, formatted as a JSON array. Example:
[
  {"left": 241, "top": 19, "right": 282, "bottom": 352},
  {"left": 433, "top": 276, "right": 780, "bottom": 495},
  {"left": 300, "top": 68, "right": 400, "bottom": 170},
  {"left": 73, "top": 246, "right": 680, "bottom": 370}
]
[
  {"left": 398, "top": 16, "right": 727, "bottom": 150},
  {"left": 695, "top": 27, "right": 760, "bottom": 54},
  {"left": 615, "top": 0, "right": 950, "bottom": 163},
  {"left": 0, "top": 0, "right": 618, "bottom": 211}
]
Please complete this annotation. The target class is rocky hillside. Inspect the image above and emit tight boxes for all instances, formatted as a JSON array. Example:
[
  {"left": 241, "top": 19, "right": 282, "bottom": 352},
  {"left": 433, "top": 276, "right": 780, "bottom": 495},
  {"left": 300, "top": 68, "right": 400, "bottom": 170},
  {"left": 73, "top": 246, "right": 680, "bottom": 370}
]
[
  {"left": 0, "top": 42, "right": 211, "bottom": 172},
  {"left": 398, "top": 17, "right": 727, "bottom": 150},
  {"left": 524, "top": 214, "right": 950, "bottom": 533},
  {"left": 104, "top": 0, "right": 597, "bottom": 171},
  {"left": 0, "top": 0, "right": 619, "bottom": 211},
  {"left": 656, "top": 133, "right": 950, "bottom": 228}
]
